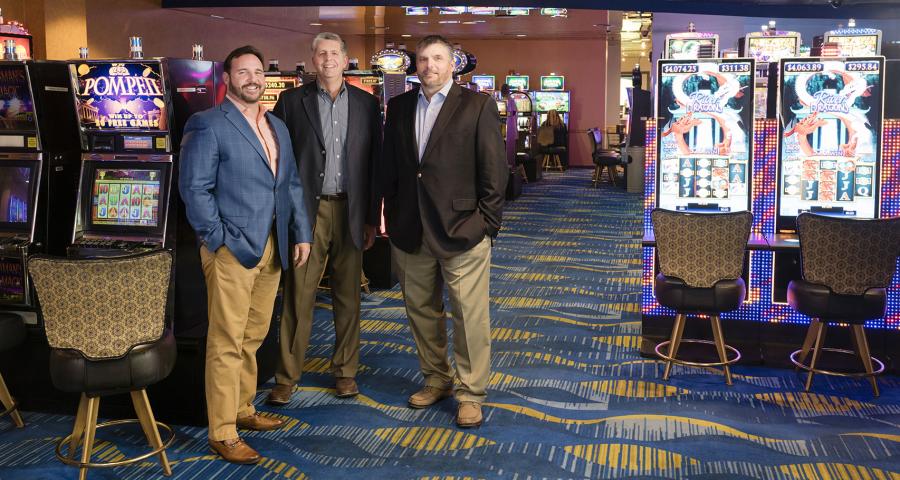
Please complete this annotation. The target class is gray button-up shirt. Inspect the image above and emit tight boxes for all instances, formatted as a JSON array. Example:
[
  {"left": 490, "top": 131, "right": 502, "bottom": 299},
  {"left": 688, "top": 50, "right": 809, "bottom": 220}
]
[{"left": 318, "top": 81, "right": 349, "bottom": 194}]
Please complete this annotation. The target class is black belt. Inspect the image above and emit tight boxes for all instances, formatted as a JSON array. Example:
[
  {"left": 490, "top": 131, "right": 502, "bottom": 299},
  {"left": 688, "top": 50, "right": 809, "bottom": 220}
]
[{"left": 320, "top": 192, "right": 347, "bottom": 201}]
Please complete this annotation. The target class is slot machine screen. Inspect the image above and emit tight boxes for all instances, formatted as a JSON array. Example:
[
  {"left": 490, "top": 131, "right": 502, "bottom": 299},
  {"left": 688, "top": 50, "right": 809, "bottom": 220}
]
[
  {"left": 656, "top": 59, "right": 755, "bottom": 213},
  {"left": 496, "top": 99, "right": 507, "bottom": 116},
  {"left": 532, "top": 91, "right": 570, "bottom": 113},
  {"left": 260, "top": 74, "right": 298, "bottom": 111},
  {"left": 745, "top": 34, "right": 801, "bottom": 63},
  {"left": 0, "top": 161, "right": 39, "bottom": 233},
  {"left": 665, "top": 34, "right": 719, "bottom": 60},
  {"left": 472, "top": 75, "right": 495, "bottom": 91},
  {"left": 344, "top": 74, "right": 381, "bottom": 96},
  {"left": 70, "top": 61, "right": 168, "bottom": 132},
  {"left": 825, "top": 29, "right": 881, "bottom": 56},
  {"left": 0, "top": 64, "right": 37, "bottom": 135},
  {"left": 511, "top": 92, "right": 532, "bottom": 113},
  {"left": 776, "top": 57, "right": 884, "bottom": 231},
  {"left": 81, "top": 160, "right": 171, "bottom": 236}
]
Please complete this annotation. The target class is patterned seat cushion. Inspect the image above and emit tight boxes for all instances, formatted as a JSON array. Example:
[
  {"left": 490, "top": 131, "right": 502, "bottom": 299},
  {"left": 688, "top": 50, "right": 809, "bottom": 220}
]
[
  {"left": 651, "top": 209, "right": 753, "bottom": 288},
  {"left": 797, "top": 214, "right": 900, "bottom": 296},
  {"left": 28, "top": 251, "right": 172, "bottom": 360}
]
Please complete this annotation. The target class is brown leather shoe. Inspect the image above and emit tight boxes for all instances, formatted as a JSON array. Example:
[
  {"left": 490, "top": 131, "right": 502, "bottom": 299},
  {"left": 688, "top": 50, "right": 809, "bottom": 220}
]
[
  {"left": 236, "top": 412, "right": 286, "bottom": 431},
  {"left": 209, "top": 437, "right": 261, "bottom": 464},
  {"left": 267, "top": 384, "right": 293, "bottom": 406},
  {"left": 408, "top": 385, "right": 452, "bottom": 409},
  {"left": 335, "top": 377, "right": 359, "bottom": 398},
  {"left": 456, "top": 401, "right": 483, "bottom": 428}
]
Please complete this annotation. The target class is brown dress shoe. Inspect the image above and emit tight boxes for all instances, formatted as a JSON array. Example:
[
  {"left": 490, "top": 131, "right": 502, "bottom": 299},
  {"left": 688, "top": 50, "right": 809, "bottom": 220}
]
[
  {"left": 408, "top": 385, "right": 453, "bottom": 409},
  {"left": 209, "top": 437, "right": 261, "bottom": 464},
  {"left": 236, "top": 412, "right": 286, "bottom": 431},
  {"left": 456, "top": 401, "right": 483, "bottom": 428},
  {"left": 267, "top": 384, "right": 293, "bottom": 406},
  {"left": 335, "top": 377, "right": 359, "bottom": 398}
]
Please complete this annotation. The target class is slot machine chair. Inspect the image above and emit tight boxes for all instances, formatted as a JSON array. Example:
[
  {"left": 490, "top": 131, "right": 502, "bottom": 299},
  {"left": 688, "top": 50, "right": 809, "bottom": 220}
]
[
  {"left": 0, "top": 313, "right": 26, "bottom": 428},
  {"left": 28, "top": 251, "right": 176, "bottom": 479},
  {"left": 588, "top": 128, "right": 625, "bottom": 187},
  {"left": 788, "top": 213, "right": 900, "bottom": 397},
  {"left": 537, "top": 125, "right": 564, "bottom": 172},
  {"left": 651, "top": 209, "right": 752, "bottom": 385}
]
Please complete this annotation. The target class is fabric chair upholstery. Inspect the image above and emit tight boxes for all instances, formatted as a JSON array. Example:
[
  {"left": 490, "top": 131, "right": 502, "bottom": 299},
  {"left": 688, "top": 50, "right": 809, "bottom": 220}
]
[{"left": 651, "top": 209, "right": 752, "bottom": 289}]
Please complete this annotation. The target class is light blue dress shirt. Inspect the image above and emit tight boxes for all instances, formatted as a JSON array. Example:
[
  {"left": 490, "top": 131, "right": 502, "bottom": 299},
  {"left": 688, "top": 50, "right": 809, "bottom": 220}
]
[{"left": 415, "top": 79, "right": 454, "bottom": 162}]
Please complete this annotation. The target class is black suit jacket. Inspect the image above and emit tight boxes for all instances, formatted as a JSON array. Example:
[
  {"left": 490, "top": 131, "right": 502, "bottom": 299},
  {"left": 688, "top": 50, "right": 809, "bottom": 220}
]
[
  {"left": 273, "top": 82, "right": 382, "bottom": 250},
  {"left": 381, "top": 83, "right": 508, "bottom": 259}
]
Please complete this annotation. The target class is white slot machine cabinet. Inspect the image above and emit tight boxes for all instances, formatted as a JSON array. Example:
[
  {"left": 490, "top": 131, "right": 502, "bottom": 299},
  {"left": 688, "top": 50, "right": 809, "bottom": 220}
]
[
  {"left": 739, "top": 30, "right": 802, "bottom": 119},
  {"left": 66, "top": 60, "right": 173, "bottom": 258}
]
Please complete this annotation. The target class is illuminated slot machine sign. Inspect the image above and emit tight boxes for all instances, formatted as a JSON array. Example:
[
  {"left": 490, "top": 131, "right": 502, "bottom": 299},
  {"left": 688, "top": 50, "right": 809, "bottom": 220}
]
[
  {"left": 744, "top": 32, "right": 801, "bottom": 64},
  {"left": 259, "top": 73, "right": 298, "bottom": 111},
  {"left": 471, "top": 75, "right": 495, "bottom": 91},
  {"left": 0, "top": 163, "right": 39, "bottom": 305},
  {"left": 70, "top": 61, "right": 169, "bottom": 152},
  {"left": 664, "top": 32, "right": 719, "bottom": 60},
  {"left": 531, "top": 91, "right": 569, "bottom": 113},
  {"left": 0, "top": 63, "right": 38, "bottom": 149},
  {"left": 344, "top": 72, "right": 382, "bottom": 96},
  {"left": 824, "top": 28, "right": 882, "bottom": 56},
  {"left": 656, "top": 59, "right": 755, "bottom": 213},
  {"left": 776, "top": 57, "right": 885, "bottom": 231}
]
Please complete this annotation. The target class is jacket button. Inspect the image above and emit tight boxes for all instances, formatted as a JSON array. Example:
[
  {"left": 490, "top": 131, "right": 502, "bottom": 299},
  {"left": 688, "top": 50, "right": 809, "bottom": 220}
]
[
  {"left": 315, "top": 195, "right": 321, "bottom": 200},
  {"left": 319, "top": 172, "right": 325, "bottom": 177},
  {"left": 417, "top": 173, "right": 422, "bottom": 178},
  {"left": 321, "top": 150, "right": 326, "bottom": 155}
]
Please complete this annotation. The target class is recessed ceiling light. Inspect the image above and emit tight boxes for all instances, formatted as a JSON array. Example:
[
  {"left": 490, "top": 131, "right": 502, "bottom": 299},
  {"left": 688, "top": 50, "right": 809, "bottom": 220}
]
[
  {"left": 309, "top": 22, "right": 322, "bottom": 26},
  {"left": 516, "top": 34, "right": 527, "bottom": 37},
  {"left": 463, "top": 21, "right": 477, "bottom": 24},
  {"left": 475, "top": 20, "right": 486, "bottom": 23},
  {"left": 417, "top": 21, "right": 429, "bottom": 24},
  {"left": 210, "top": 14, "right": 225, "bottom": 19},
  {"left": 402, "top": 34, "right": 412, "bottom": 37},
  {"left": 438, "top": 20, "right": 460, "bottom": 24}
]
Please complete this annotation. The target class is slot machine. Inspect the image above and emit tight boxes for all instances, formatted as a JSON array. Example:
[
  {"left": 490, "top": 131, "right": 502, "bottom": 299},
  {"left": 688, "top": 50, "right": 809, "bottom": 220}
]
[
  {"left": 739, "top": 29, "right": 802, "bottom": 119},
  {"left": 771, "top": 56, "right": 886, "bottom": 303},
  {"left": 260, "top": 59, "right": 300, "bottom": 112},
  {"left": 0, "top": 53, "right": 81, "bottom": 323},
  {"left": 664, "top": 27, "right": 719, "bottom": 60},
  {"left": 534, "top": 75, "right": 569, "bottom": 127},
  {"left": 66, "top": 59, "right": 174, "bottom": 258}
]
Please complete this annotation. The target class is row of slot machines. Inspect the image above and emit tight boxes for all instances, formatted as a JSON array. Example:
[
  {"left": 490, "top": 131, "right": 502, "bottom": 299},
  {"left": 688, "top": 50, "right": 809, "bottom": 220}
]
[
  {"left": 0, "top": 56, "right": 259, "bottom": 423},
  {"left": 641, "top": 25, "right": 900, "bottom": 364}
]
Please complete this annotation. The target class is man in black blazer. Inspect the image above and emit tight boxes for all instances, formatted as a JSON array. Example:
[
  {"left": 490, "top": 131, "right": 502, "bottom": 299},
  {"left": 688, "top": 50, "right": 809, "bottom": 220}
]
[
  {"left": 267, "top": 32, "right": 382, "bottom": 405},
  {"left": 381, "top": 35, "right": 508, "bottom": 427}
]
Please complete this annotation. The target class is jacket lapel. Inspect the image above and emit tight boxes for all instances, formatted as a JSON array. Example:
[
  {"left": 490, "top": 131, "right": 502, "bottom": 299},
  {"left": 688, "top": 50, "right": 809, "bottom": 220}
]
[
  {"left": 301, "top": 86, "right": 326, "bottom": 149},
  {"left": 221, "top": 99, "right": 271, "bottom": 175},
  {"left": 420, "top": 83, "right": 461, "bottom": 163},
  {"left": 405, "top": 92, "right": 419, "bottom": 164},
  {"left": 346, "top": 87, "right": 363, "bottom": 174}
]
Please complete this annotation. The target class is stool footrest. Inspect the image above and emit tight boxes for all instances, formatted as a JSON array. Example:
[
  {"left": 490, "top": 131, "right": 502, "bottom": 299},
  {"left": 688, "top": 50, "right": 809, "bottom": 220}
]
[
  {"left": 55, "top": 418, "right": 175, "bottom": 469},
  {"left": 790, "top": 347, "right": 885, "bottom": 378},
  {"left": 655, "top": 339, "right": 741, "bottom": 367}
]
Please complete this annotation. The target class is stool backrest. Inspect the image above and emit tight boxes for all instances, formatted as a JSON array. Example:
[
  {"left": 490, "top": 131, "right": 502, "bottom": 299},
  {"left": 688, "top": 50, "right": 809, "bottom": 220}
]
[
  {"left": 587, "top": 128, "right": 602, "bottom": 153},
  {"left": 796, "top": 213, "right": 900, "bottom": 295},
  {"left": 537, "top": 124, "right": 555, "bottom": 147},
  {"left": 651, "top": 209, "right": 752, "bottom": 288},
  {"left": 28, "top": 250, "right": 173, "bottom": 359}
]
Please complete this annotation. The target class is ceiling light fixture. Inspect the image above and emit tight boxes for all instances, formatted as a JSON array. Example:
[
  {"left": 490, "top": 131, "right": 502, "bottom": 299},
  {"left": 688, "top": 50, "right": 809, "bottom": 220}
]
[
  {"left": 516, "top": 34, "right": 527, "bottom": 37},
  {"left": 417, "top": 21, "right": 429, "bottom": 24},
  {"left": 402, "top": 34, "right": 412, "bottom": 37},
  {"left": 210, "top": 14, "right": 225, "bottom": 19},
  {"left": 309, "top": 22, "right": 322, "bottom": 26}
]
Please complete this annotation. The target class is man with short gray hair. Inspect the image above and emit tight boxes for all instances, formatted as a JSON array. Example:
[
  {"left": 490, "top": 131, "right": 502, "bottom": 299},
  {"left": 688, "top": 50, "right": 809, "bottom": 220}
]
[{"left": 267, "top": 32, "right": 382, "bottom": 405}]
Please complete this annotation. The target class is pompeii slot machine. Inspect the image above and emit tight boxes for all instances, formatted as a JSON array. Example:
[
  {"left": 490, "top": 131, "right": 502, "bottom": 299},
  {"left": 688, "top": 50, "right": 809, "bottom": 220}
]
[{"left": 66, "top": 59, "right": 173, "bottom": 258}]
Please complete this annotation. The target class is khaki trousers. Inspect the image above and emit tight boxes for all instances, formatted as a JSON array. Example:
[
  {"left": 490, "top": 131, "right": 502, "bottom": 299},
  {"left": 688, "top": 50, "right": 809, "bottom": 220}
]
[
  {"left": 392, "top": 236, "right": 492, "bottom": 403},
  {"left": 275, "top": 198, "right": 362, "bottom": 386},
  {"left": 200, "top": 234, "right": 280, "bottom": 441}
]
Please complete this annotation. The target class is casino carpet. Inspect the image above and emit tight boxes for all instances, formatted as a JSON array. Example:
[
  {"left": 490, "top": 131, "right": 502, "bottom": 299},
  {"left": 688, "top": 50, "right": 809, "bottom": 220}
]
[{"left": 1, "top": 169, "right": 898, "bottom": 479}]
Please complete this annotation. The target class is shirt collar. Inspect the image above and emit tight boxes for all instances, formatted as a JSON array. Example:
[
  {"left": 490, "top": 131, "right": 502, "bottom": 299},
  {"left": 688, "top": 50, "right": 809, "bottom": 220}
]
[
  {"left": 317, "top": 80, "right": 347, "bottom": 98},
  {"left": 418, "top": 79, "right": 454, "bottom": 102},
  {"left": 226, "top": 93, "right": 267, "bottom": 122}
]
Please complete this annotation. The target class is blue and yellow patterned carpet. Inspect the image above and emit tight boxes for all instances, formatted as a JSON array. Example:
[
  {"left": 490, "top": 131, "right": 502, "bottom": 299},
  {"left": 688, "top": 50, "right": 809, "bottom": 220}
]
[{"left": 1, "top": 169, "right": 898, "bottom": 479}]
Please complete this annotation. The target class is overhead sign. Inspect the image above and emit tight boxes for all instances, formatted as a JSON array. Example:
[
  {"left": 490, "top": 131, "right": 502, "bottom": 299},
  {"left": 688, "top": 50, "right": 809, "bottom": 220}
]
[{"left": 540, "top": 75, "right": 565, "bottom": 91}]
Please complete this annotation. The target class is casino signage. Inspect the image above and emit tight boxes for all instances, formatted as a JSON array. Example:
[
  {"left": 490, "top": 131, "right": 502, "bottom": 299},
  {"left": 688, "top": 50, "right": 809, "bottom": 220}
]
[{"left": 71, "top": 62, "right": 167, "bottom": 131}]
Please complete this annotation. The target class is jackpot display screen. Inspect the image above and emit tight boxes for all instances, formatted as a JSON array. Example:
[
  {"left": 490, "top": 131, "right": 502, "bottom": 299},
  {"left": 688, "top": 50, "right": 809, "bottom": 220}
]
[
  {"left": 665, "top": 33, "right": 719, "bottom": 60},
  {"left": 532, "top": 91, "right": 570, "bottom": 113},
  {"left": 0, "top": 64, "right": 36, "bottom": 133},
  {"left": 656, "top": 59, "right": 755, "bottom": 213},
  {"left": 260, "top": 74, "right": 298, "bottom": 111},
  {"left": 71, "top": 61, "right": 167, "bottom": 131},
  {"left": 344, "top": 74, "right": 381, "bottom": 96},
  {"left": 777, "top": 57, "right": 884, "bottom": 229},
  {"left": 472, "top": 75, "right": 495, "bottom": 91},
  {"left": 825, "top": 29, "right": 882, "bottom": 56},
  {"left": 745, "top": 34, "right": 800, "bottom": 63},
  {"left": 89, "top": 168, "right": 162, "bottom": 228}
]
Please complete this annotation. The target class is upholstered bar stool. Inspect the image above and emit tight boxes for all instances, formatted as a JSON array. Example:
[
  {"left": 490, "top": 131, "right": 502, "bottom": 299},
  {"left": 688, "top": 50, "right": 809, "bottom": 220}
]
[
  {"left": 28, "top": 251, "right": 176, "bottom": 480},
  {"left": 788, "top": 213, "right": 900, "bottom": 396},
  {"left": 0, "top": 313, "right": 26, "bottom": 428},
  {"left": 651, "top": 209, "right": 753, "bottom": 385}
]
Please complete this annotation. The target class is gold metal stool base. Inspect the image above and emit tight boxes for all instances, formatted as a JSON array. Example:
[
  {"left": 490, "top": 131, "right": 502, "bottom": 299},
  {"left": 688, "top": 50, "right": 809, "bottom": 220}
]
[
  {"left": 0, "top": 398, "right": 24, "bottom": 428},
  {"left": 790, "top": 347, "right": 884, "bottom": 396},
  {"left": 655, "top": 339, "right": 741, "bottom": 384},
  {"left": 56, "top": 418, "right": 175, "bottom": 468}
]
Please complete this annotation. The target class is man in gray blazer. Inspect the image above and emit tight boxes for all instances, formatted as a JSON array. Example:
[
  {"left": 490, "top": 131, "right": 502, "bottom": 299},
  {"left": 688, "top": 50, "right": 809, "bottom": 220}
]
[
  {"left": 267, "top": 32, "right": 382, "bottom": 405},
  {"left": 179, "top": 45, "right": 312, "bottom": 465}
]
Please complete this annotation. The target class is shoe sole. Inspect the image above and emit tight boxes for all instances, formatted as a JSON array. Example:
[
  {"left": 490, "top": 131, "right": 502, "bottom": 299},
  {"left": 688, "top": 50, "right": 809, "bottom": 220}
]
[
  {"left": 456, "top": 420, "right": 482, "bottom": 428},
  {"left": 266, "top": 398, "right": 290, "bottom": 406},
  {"left": 335, "top": 390, "right": 359, "bottom": 398},
  {"left": 408, "top": 394, "right": 452, "bottom": 409}
]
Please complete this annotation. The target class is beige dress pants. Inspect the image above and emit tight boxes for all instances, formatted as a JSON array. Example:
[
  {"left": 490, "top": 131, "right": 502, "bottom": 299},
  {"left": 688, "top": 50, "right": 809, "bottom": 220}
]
[
  {"left": 275, "top": 198, "right": 362, "bottom": 386},
  {"left": 392, "top": 236, "right": 492, "bottom": 403},
  {"left": 200, "top": 233, "right": 280, "bottom": 441}
]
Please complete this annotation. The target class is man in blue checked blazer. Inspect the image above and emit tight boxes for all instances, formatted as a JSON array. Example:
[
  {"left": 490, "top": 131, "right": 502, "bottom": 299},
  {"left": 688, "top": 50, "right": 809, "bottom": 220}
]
[{"left": 179, "top": 45, "right": 312, "bottom": 465}]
